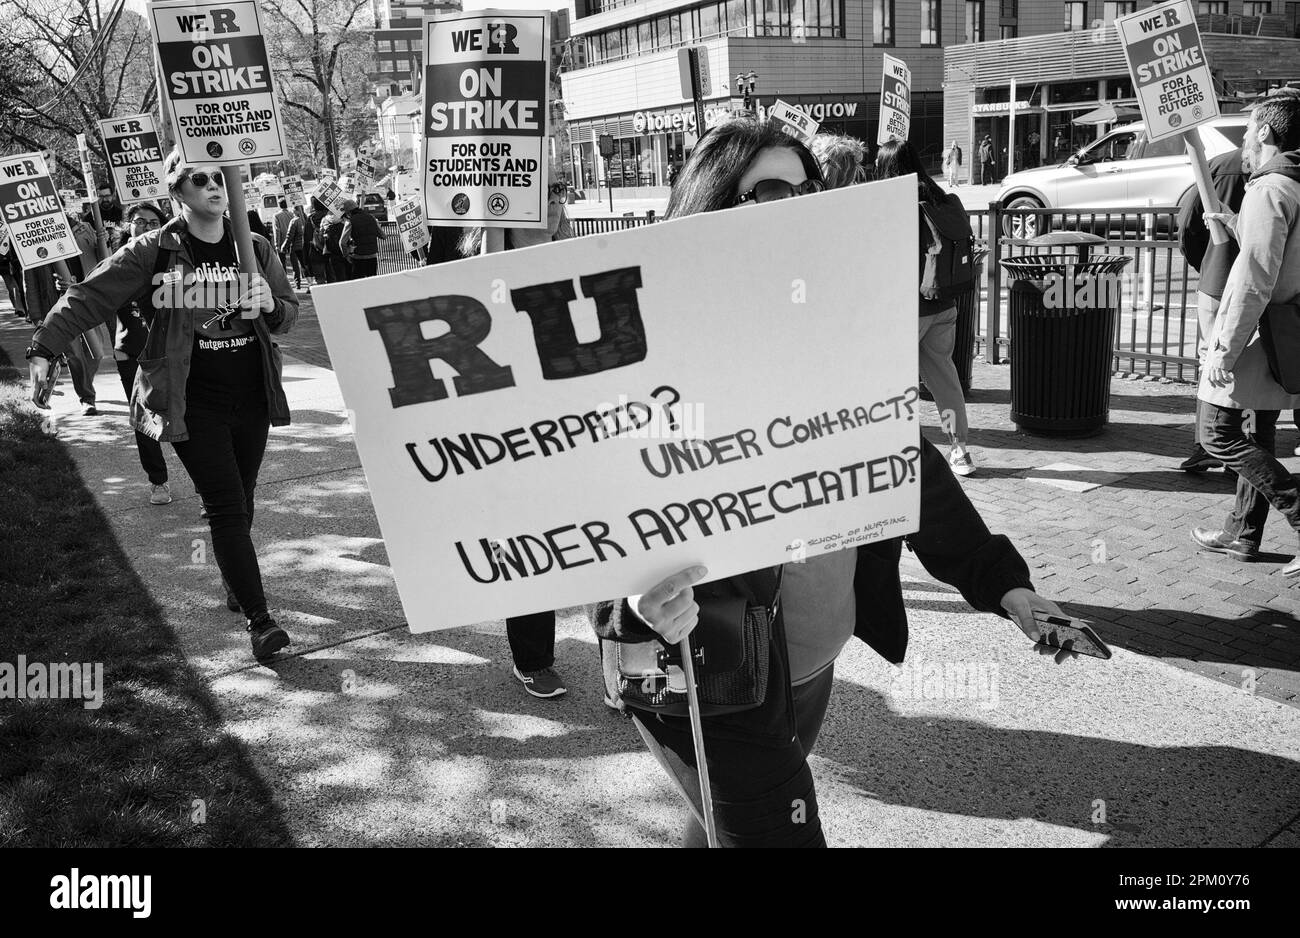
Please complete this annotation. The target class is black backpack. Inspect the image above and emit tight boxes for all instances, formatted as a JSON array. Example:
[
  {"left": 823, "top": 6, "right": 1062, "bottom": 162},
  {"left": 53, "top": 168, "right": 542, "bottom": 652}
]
[{"left": 919, "top": 194, "right": 977, "bottom": 304}]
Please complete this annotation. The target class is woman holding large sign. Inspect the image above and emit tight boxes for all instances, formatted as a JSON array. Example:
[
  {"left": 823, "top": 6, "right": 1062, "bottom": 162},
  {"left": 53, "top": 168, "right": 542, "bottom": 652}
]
[
  {"left": 25, "top": 149, "right": 299, "bottom": 661},
  {"left": 592, "top": 117, "right": 1079, "bottom": 847}
]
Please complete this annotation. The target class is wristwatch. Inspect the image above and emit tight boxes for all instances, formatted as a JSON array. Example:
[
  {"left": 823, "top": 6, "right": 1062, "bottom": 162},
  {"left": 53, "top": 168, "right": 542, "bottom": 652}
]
[{"left": 25, "top": 343, "right": 52, "bottom": 361}]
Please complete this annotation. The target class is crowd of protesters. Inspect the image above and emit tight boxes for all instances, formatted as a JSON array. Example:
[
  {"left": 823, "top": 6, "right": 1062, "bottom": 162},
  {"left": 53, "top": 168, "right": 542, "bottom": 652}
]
[{"left": 6, "top": 90, "right": 1300, "bottom": 846}]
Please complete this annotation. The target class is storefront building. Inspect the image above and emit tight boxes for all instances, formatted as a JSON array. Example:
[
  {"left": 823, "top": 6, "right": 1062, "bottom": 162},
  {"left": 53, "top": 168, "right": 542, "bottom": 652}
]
[
  {"left": 945, "top": 7, "right": 1300, "bottom": 184},
  {"left": 560, "top": 0, "right": 962, "bottom": 194}
]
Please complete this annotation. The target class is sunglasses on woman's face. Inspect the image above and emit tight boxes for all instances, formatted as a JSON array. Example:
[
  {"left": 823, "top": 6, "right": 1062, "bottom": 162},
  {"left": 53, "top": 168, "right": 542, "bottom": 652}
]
[
  {"left": 186, "top": 172, "right": 225, "bottom": 189},
  {"left": 547, "top": 182, "right": 567, "bottom": 197},
  {"left": 132, "top": 217, "right": 161, "bottom": 229},
  {"left": 734, "top": 178, "right": 824, "bottom": 206}
]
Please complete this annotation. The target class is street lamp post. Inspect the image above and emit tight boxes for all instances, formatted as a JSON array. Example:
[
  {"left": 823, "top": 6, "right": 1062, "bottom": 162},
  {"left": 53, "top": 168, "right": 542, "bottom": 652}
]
[{"left": 735, "top": 72, "right": 758, "bottom": 113}]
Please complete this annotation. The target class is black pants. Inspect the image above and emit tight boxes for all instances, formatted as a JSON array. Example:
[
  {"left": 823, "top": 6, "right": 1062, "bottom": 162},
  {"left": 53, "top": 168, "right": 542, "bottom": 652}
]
[
  {"left": 632, "top": 666, "right": 835, "bottom": 848},
  {"left": 279, "top": 249, "right": 302, "bottom": 283},
  {"left": 171, "top": 392, "right": 271, "bottom": 619},
  {"left": 116, "top": 359, "right": 167, "bottom": 485},
  {"left": 1198, "top": 401, "right": 1300, "bottom": 545},
  {"left": 349, "top": 257, "right": 378, "bottom": 279},
  {"left": 324, "top": 255, "right": 350, "bottom": 283},
  {"left": 506, "top": 611, "right": 556, "bottom": 671}
]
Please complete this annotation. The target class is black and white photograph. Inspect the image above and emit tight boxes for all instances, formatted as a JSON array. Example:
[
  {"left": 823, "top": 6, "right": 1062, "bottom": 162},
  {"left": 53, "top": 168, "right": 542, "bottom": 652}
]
[{"left": 0, "top": 0, "right": 1296, "bottom": 918}]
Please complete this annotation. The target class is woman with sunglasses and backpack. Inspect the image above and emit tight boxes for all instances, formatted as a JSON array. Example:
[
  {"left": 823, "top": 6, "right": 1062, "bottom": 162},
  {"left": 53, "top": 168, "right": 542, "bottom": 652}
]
[
  {"left": 590, "top": 117, "right": 1076, "bottom": 848},
  {"left": 876, "top": 138, "right": 979, "bottom": 477},
  {"left": 26, "top": 150, "right": 299, "bottom": 661}
]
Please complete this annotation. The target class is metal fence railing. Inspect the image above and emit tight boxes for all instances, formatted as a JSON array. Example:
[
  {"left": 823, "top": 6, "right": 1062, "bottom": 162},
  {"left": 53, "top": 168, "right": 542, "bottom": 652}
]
[
  {"left": 976, "top": 202, "right": 1200, "bottom": 382},
  {"left": 358, "top": 204, "right": 1200, "bottom": 383}
]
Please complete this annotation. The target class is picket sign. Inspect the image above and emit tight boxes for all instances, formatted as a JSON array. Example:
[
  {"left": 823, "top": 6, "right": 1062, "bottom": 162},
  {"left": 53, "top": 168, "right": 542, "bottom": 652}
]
[{"left": 1115, "top": 0, "right": 1226, "bottom": 244}]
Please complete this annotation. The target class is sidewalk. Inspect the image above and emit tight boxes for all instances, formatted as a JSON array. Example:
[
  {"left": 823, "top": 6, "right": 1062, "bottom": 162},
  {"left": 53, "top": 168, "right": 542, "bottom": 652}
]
[{"left": 3, "top": 295, "right": 1298, "bottom": 847}]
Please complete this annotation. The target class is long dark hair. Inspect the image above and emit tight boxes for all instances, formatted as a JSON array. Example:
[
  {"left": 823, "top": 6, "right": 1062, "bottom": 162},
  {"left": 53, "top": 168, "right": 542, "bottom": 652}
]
[
  {"left": 875, "top": 138, "right": 947, "bottom": 205},
  {"left": 665, "top": 116, "right": 825, "bottom": 219}
]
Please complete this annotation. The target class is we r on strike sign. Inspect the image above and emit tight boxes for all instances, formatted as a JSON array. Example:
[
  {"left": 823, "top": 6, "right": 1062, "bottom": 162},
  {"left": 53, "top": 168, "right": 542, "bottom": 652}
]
[
  {"left": 423, "top": 10, "right": 550, "bottom": 228},
  {"left": 149, "top": 0, "right": 285, "bottom": 163}
]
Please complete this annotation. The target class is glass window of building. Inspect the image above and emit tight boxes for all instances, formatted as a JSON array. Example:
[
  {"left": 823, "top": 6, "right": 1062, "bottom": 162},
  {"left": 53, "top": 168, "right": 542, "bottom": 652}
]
[
  {"left": 377, "top": 39, "right": 392, "bottom": 52},
  {"left": 965, "top": 0, "right": 984, "bottom": 41},
  {"left": 921, "top": 0, "right": 941, "bottom": 45},
  {"left": 726, "top": 0, "right": 749, "bottom": 34},
  {"left": 700, "top": 3, "right": 721, "bottom": 37},
  {"left": 1244, "top": 2, "right": 1272, "bottom": 14},
  {"left": 873, "top": 0, "right": 894, "bottom": 45},
  {"left": 1197, "top": 1, "right": 1228, "bottom": 13},
  {"left": 1050, "top": 80, "right": 1099, "bottom": 104},
  {"left": 1063, "top": 1, "right": 1087, "bottom": 30},
  {"left": 1105, "top": 75, "right": 1135, "bottom": 99},
  {"left": 1103, "top": 1, "right": 1137, "bottom": 21},
  {"left": 1000, "top": 24, "right": 1018, "bottom": 38},
  {"left": 638, "top": 19, "right": 654, "bottom": 50},
  {"left": 824, "top": 0, "right": 837, "bottom": 34}
]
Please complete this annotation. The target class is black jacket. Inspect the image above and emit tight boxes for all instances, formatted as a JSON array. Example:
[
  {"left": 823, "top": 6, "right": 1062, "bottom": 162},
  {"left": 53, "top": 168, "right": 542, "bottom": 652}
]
[{"left": 589, "top": 437, "right": 1035, "bottom": 745}]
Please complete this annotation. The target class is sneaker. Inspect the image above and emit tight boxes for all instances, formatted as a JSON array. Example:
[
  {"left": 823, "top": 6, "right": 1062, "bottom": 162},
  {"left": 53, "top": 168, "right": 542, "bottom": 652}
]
[
  {"left": 149, "top": 482, "right": 172, "bottom": 505},
  {"left": 1294, "top": 443, "right": 1300, "bottom": 457},
  {"left": 949, "top": 445, "right": 976, "bottom": 477},
  {"left": 512, "top": 665, "right": 567, "bottom": 698},
  {"left": 82, "top": 403, "right": 98, "bottom": 416},
  {"left": 247, "top": 612, "right": 290, "bottom": 660}
]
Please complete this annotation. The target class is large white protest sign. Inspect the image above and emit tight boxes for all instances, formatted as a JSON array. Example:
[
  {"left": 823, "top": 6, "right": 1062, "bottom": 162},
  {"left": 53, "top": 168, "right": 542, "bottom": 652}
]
[
  {"left": 0, "top": 153, "right": 80, "bottom": 271},
  {"left": 1116, "top": 0, "right": 1218, "bottom": 143},
  {"left": 312, "top": 177, "right": 921, "bottom": 631},
  {"left": 423, "top": 9, "right": 550, "bottom": 228},
  {"left": 768, "top": 99, "right": 819, "bottom": 146},
  {"left": 395, "top": 196, "right": 431, "bottom": 253},
  {"left": 97, "top": 114, "right": 167, "bottom": 204},
  {"left": 878, "top": 54, "right": 911, "bottom": 145},
  {"left": 149, "top": 0, "right": 286, "bottom": 164}
]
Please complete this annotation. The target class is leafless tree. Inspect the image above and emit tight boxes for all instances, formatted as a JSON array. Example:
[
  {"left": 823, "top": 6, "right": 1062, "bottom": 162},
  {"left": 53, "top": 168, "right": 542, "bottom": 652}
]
[
  {"left": 262, "top": 0, "right": 375, "bottom": 172},
  {"left": 3, "top": 0, "right": 158, "bottom": 188}
]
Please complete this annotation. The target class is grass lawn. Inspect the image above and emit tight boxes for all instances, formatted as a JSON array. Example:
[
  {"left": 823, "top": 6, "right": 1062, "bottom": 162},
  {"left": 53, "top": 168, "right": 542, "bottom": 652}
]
[{"left": 0, "top": 343, "right": 291, "bottom": 846}]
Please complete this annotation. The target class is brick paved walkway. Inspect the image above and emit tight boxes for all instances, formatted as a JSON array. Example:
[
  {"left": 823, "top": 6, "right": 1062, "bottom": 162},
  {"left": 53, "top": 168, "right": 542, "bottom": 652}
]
[{"left": 281, "top": 290, "right": 1300, "bottom": 706}]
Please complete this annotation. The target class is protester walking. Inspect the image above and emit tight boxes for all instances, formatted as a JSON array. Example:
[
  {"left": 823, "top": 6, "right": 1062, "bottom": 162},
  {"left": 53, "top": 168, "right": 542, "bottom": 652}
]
[
  {"left": 114, "top": 202, "right": 172, "bottom": 505},
  {"left": 876, "top": 138, "right": 978, "bottom": 476},
  {"left": 319, "top": 209, "right": 349, "bottom": 283},
  {"left": 943, "top": 139, "right": 963, "bottom": 186},
  {"left": 591, "top": 116, "right": 1077, "bottom": 848},
  {"left": 446, "top": 179, "right": 575, "bottom": 698},
  {"left": 271, "top": 199, "right": 294, "bottom": 271},
  {"left": 977, "top": 135, "right": 995, "bottom": 185},
  {"left": 292, "top": 204, "right": 313, "bottom": 287},
  {"left": 26, "top": 150, "right": 300, "bottom": 659},
  {"left": 1191, "top": 91, "right": 1300, "bottom": 577},
  {"left": 278, "top": 201, "right": 306, "bottom": 289},
  {"left": 63, "top": 212, "right": 107, "bottom": 416},
  {"left": 308, "top": 197, "right": 331, "bottom": 283},
  {"left": 338, "top": 199, "right": 386, "bottom": 280},
  {"left": 1176, "top": 147, "right": 1250, "bottom": 474}
]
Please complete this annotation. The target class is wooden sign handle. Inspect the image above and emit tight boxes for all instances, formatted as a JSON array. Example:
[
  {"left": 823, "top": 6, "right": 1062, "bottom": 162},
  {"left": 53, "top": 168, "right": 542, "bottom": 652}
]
[
  {"left": 222, "top": 166, "right": 261, "bottom": 317},
  {"left": 1185, "top": 131, "right": 1228, "bottom": 246}
]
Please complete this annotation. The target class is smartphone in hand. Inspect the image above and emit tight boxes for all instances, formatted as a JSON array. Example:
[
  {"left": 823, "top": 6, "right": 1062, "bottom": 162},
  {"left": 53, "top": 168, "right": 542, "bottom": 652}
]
[{"left": 1032, "top": 611, "right": 1113, "bottom": 660}]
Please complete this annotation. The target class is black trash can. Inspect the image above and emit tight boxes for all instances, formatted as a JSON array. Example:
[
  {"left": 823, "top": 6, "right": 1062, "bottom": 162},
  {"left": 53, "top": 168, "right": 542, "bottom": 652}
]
[
  {"left": 1000, "top": 233, "right": 1132, "bottom": 436},
  {"left": 920, "top": 252, "right": 986, "bottom": 401}
]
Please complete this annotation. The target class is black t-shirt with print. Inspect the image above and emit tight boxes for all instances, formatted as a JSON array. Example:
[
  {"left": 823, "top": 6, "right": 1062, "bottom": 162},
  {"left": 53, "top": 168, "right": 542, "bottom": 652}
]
[{"left": 185, "top": 231, "right": 263, "bottom": 403}]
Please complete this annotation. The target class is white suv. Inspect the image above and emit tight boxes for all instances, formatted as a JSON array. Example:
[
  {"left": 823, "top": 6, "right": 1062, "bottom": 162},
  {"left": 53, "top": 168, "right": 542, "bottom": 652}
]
[{"left": 995, "top": 113, "right": 1249, "bottom": 237}]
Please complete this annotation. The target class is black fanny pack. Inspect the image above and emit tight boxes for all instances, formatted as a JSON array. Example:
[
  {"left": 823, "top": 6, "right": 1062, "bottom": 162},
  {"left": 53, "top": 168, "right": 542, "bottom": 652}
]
[
  {"left": 1259, "top": 298, "right": 1300, "bottom": 393},
  {"left": 614, "top": 571, "right": 781, "bottom": 718}
]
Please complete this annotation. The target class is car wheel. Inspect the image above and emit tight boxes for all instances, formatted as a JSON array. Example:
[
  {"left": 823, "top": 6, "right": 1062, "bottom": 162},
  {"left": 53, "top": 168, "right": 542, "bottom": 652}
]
[{"left": 1002, "top": 196, "right": 1049, "bottom": 239}]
